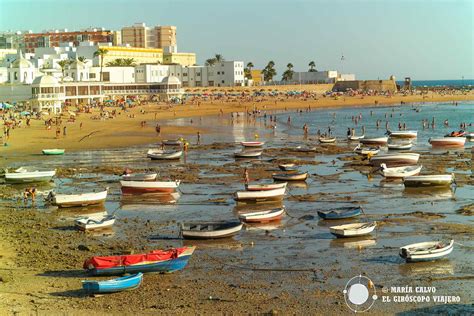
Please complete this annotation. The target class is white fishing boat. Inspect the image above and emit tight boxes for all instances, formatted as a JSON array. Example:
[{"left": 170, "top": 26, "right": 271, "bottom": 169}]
[
  {"left": 272, "top": 172, "right": 308, "bottom": 181},
  {"left": 387, "top": 130, "right": 418, "bottom": 138},
  {"left": 241, "top": 141, "right": 265, "bottom": 147},
  {"left": 234, "top": 187, "right": 286, "bottom": 201},
  {"left": 359, "top": 136, "right": 388, "bottom": 145},
  {"left": 239, "top": 207, "right": 285, "bottom": 223},
  {"left": 380, "top": 164, "right": 422, "bottom": 178},
  {"left": 121, "top": 172, "right": 157, "bottom": 181},
  {"left": 147, "top": 149, "right": 183, "bottom": 160},
  {"left": 47, "top": 189, "right": 108, "bottom": 208},
  {"left": 75, "top": 214, "right": 116, "bottom": 231},
  {"left": 370, "top": 153, "right": 420, "bottom": 167},
  {"left": 42, "top": 148, "right": 65, "bottom": 155},
  {"left": 403, "top": 174, "right": 454, "bottom": 187},
  {"left": 279, "top": 163, "right": 296, "bottom": 171},
  {"left": 234, "top": 150, "right": 262, "bottom": 158},
  {"left": 180, "top": 221, "right": 243, "bottom": 239},
  {"left": 399, "top": 240, "right": 454, "bottom": 262},
  {"left": 5, "top": 169, "right": 56, "bottom": 184},
  {"left": 245, "top": 182, "right": 287, "bottom": 191},
  {"left": 428, "top": 137, "right": 466, "bottom": 147},
  {"left": 353, "top": 144, "right": 380, "bottom": 156},
  {"left": 161, "top": 139, "right": 182, "bottom": 146},
  {"left": 348, "top": 134, "right": 365, "bottom": 141},
  {"left": 319, "top": 136, "right": 336, "bottom": 143},
  {"left": 120, "top": 180, "right": 180, "bottom": 194},
  {"left": 329, "top": 222, "right": 377, "bottom": 238},
  {"left": 387, "top": 142, "right": 413, "bottom": 150}
]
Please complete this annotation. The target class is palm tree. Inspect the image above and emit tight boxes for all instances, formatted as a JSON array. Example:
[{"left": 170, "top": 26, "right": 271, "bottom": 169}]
[
  {"left": 308, "top": 61, "right": 317, "bottom": 72},
  {"left": 205, "top": 58, "right": 217, "bottom": 66},
  {"left": 262, "top": 61, "right": 277, "bottom": 82},
  {"left": 78, "top": 56, "right": 87, "bottom": 63},
  {"left": 282, "top": 63, "right": 294, "bottom": 82},
  {"left": 245, "top": 62, "right": 254, "bottom": 80},
  {"left": 57, "top": 59, "right": 72, "bottom": 77},
  {"left": 93, "top": 48, "right": 109, "bottom": 81},
  {"left": 215, "top": 54, "right": 224, "bottom": 62}
]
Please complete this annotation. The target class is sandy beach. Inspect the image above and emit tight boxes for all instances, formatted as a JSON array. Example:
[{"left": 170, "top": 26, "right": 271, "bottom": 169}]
[{"left": 2, "top": 88, "right": 473, "bottom": 156}]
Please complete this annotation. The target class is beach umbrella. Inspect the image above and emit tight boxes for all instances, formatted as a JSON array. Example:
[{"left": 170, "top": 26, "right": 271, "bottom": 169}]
[
  {"left": 20, "top": 111, "right": 30, "bottom": 116},
  {"left": 3, "top": 103, "right": 13, "bottom": 109}
]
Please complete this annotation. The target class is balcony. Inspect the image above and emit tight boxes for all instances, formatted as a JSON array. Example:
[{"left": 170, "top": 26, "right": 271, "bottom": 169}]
[{"left": 32, "top": 93, "right": 66, "bottom": 100}]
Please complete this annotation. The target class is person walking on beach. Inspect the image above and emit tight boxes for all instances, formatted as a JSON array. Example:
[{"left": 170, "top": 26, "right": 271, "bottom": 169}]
[
  {"left": 347, "top": 128, "right": 351, "bottom": 138},
  {"left": 155, "top": 124, "right": 161, "bottom": 135},
  {"left": 197, "top": 131, "right": 201, "bottom": 145},
  {"left": 63, "top": 126, "right": 67, "bottom": 136},
  {"left": 55, "top": 127, "right": 61, "bottom": 139},
  {"left": 243, "top": 168, "right": 250, "bottom": 185},
  {"left": 361, "top": 126, "right": 366, "bottom": 135}
]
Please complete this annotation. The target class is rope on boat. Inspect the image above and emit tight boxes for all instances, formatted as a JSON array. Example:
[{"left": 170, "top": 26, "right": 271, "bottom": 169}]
[{"left": 204, "top": 253, "right": 318, "bottom": 273}]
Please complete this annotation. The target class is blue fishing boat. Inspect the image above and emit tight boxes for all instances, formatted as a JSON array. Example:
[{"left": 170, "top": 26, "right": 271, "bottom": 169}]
[
  {"left": 317, "top": 207, "right": 362, "bottom": 220},
  {"left": 83, "top": 246, "right": 195, "bottom": 276},
  {"left": 82, "top": 272, "right": 143, "bottom": 294}
]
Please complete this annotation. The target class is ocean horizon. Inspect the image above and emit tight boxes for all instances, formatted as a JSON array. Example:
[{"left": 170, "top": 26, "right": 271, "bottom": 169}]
[{"left": 396, "top": 79, "right": 474, "bottom": 87}]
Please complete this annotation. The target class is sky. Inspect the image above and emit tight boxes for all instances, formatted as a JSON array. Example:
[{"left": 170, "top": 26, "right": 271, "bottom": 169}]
[{"left": 0, "top": 0, "right": 473, "bottom": 80}]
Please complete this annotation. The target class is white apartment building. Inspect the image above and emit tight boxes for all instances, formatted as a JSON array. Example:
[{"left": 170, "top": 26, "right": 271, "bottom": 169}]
[
  {"left": 169, "top": 61, "right": 245, "bottom": 87},
  {"left": 292, "top": 71, "right": 356, "bottom": 84}
]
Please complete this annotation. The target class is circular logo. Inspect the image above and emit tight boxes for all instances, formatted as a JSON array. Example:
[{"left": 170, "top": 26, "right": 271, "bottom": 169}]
[{"left": 343, "top": 275, "right": 377, "bottom": 313}]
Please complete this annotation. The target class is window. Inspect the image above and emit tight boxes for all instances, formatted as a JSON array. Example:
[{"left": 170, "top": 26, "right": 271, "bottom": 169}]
[
  {"left": 221, "top": 80, "right": 224, "bottom": 83},
  {"left": 222, "top": 71, "right": 225, "bottom": 75},
  {"left": 217, "top": 71, "right": 220, "bottom": 75}
]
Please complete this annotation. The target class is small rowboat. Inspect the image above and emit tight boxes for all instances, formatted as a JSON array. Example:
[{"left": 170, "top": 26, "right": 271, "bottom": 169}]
[
  {"left": 380, "top": 163, "right": 422, "bottom": 178},
  {"left": 317, "top": 207, "right": 362, "bottom": 220},
  {"left": 353, "top": 144, "right": 380, "bottom": 156},
  {"left": 360, "top": 137, "right": 388, "bottom": 145},
  {"left": 239, "top": 207, "right": 285, "bottom": 223},
  {"left": 84, "top": 246, "right": 195, "bottom": 275},
  {"left": 75, "top": 214, "right": 116, "bottom": 230},
  {"left": 399, "top": 240, "right": 454, "bottom": 262},
  {"left": 370, "top": 153, "right": 420, "bottom": 167},
  {"left": 330, "top": 222, "right": 377, "bottom": 238},
  {"left": 162, "top": 139, "right": 182, "bottom": 146},
  {"left": 387, "top": 142, "right": 413, "bottom": 150},
  {"left": 234, "top": 150, "right": 262, "bottom": 158},
  {"left": 293, "top": 145, "right": 317, "bottom": 152},
  {"left": 403, "top": 174, "right": 454, "bottom": 187},
  {"left": 319, "top": 136, "right": 336, "bottom": 143},
  {"left": 245, "top": 182, "right": 287, "bottom": 191},
  {"left": 234, "top": 187, "right": 286, "bottom": 201},
  {"left": 48, "top": 189, "right": 108, "bottom": 208},
  {"left": 121, "top": 173, "right": 157, "bottom": 181},
  {"left": 429, "top": 137, "right": 465, "bottom": 147},
  {"left": 241, "top": 141, "right": 264, "bottom": 147},
  {"left": 5, "top": 169, "right": 56, "bottom": 184},
  {"left": 272, "top": 172, "right": 308, "bottom": 181},
  {"left": 120, "top": 180, "right": 180, "bottom": 194},
  {"left": 180, "top": 221, "right": 243, "bottom": 239},
  {"left": 387, "top": 130, "right": 418, "bottom": 138},
  {"left": 348, "top": 134, "right": 365, "bottom": 141},
  {"left": 42, "top": 148, "right": 65, "bottom": 155},
  {"left": 147, "top": 149, "right": 183, "bottom": 160},
  {"left": 82, "top": 272, "right": 143, "bottom": 294},
  {"left": 279, "top": 163, "right": 296, "bottom": 171}
]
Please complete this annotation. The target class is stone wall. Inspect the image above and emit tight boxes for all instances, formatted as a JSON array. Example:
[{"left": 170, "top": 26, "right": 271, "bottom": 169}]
[{"left": 333, "top": 80, "right": 397, "bottom": 92}]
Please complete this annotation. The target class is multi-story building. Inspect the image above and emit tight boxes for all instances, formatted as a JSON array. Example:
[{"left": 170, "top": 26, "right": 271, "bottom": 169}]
[
  {"left": 23, "top": 28, "right": 114, "bottom": 53},
  {"left": 121, "top": 23, "right": 177, "bottom": 50},
  {"left": 0, "top": 31, "right": 28, "bottom": 50},
  {"left": 153, "top": 25, "right": 176, "bottom": 49},
  {"left": 75, "top": 43, "right": 164, "bottom": 66},
  {"left": 121, "top": 23, "right": 150, "bottom": 48},
  {"left": 169, "top": 61, "right": 245, "bottom": 87}
]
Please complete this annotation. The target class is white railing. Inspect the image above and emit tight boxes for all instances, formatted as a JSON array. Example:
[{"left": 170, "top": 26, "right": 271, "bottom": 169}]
[{"left": 32, "top": 93, "right": 66, "bottom": 99}]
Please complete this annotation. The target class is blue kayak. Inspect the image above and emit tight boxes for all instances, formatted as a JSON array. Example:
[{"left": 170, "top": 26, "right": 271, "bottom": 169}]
[
  {"left": 317, "top": 207, "right": 362, "bottom": 220},
  {"left": 82, "top": 272, "right": 143, "bottom": 294}
]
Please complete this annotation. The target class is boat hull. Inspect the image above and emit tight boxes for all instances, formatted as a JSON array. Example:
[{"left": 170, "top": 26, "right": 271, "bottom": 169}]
[
  {"left": 388, "top": 131, "right": 417, "bottom": 139},
  {"left": 429, "top": 138, "right": 465, "bottom": 147},
  {"left": 318, "top": 207, "right": 362, "bottom": 220},
  {"left": 181, "top": 223, "right": 243, "bottom": 239},
  {"left": 121, "top": 187, "right": 177, "bottom": 194},
  {"left": 360, "top": 137, "right": 388, "bottom": 145},
  {"left": 400, "top": 241, "right": 454, "bottom": 262},
  {"left": 82, "top": 273, "right": 143, "bottom": 294},
  {"left": 272, "top": 173, "right": 308, "bottom": 181}
]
